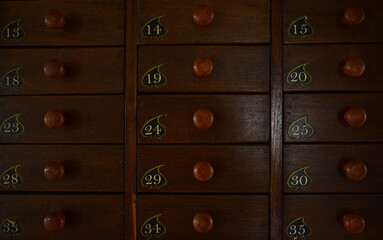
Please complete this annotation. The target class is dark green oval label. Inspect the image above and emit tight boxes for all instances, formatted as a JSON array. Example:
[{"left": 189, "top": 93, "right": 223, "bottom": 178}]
[
  {"left": 2, "top": 19, "right": 25, "bottom": 40},
  {"left": 142, "top": 16, "right": 167, "bottom": 39},
  {"left": 287, "top": 166, "right": 312, "bottom": 190},
  {"left": 286, "top": 217, "right": 311, "bottom": 239},
  {"left": 142, "top": 165, "right": 167, "bottom": 189},
  {"left": 0, "top": 219, "right": 23, "bottom": 237},
  {"left": 142, "top": 65, "right": 167, "bottom": 88},
  {"left": 288, "top": 16, "right": 313, "bottom": 39},
  {"left": 1, "top": 67, "right": 24, "bottom": 90},
  {"left": 287, "top": 63, "right": 311, "bottom": 87},
  {"left": 141, "top": 115, "right": 166, "bottom": 139},
  {"left": 141, "top": 214, "right": 166, "bottom": 238},
  {"left": 0, "top": 114, "right": 25, "bottom": 138},
  {"left": 288, "top": 116, "right": 314, "bottom": 140}
]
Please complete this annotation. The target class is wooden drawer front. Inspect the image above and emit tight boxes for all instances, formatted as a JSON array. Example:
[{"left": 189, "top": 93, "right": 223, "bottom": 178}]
[
  {"left": 0, "top": 96, "right": 124, "bottom": 143},
  {"left": 0, "top": 48, "right": 124, "bottom": 95},
  {"left": 284, "top": 45, "right": 383, "bottom": 92},
  {"left": 284, "top": 94, "right": 383, "bottom": 143},
  {"left": 284, "top": 144, "right": 383, "bottom": 193},
  {"left": 0, "top": 145, "right": 124, "bottom": 192},
  {"left": 284, "top": 195, "right": 383, "bottom": 239},
  {"left": 284, "top": 0, "right": 383, "bottom": 43},
  {"left": 138, "top": 95, "right": 270, "bottom": 144},
  {"left": 138, "top": 195, "right": 269, "bottom": 240},
  {"left": 138, "top": 0, "right": 269, "bottom": 44},
  {"left": 0, "top": 194, "right": 123, "bottom": 239},
  {"left": 137, "top": 145, "right": 269, "bottom": 193},
  {"left": 138, "top": 46, "right": 270, "bottom": 93},
  {"left": 0, "top": 0, "right": 123, "bottom": 46}
]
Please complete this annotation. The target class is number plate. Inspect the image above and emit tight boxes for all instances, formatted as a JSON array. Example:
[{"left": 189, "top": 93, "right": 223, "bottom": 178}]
[
  {"left": 0, "top": 114, "right": 24, "bottom": 138},
  {"left": 0, "top": 165, "right": 23, "bottom": 188},
  {"left": 1, "top": 19, "right": 25, "bottom": 41},
  {"left": 142, "top": 16, "right": 167, "bottom": 39},
  {"left": 1, "top": 67, "right": 24, "bottom": 90},
  {"left": 288, "top": 116, "right": 314, "bottom": 140},
  {"left": 142, "top": 165, "right": 167, "bottom": 189},
  {"left": 142, "top": 65, "right": 167, "bottom": 88},
  {"left": 287, "top": 166, "right": 312, "bottom": 190},
  {"left": 141, "top": 214, "right": 166, "bottom": 238},
  {"left": 286, "top": 217, "right": 311, "bottom": 239},
  {"left": 287, "top": 63, "right": 311, "bottom": 87},
  {"left": 288, "top": 16, "right": 313, "bottom": 39},
  {"left": 141, "top": 115, "right": 166, "bottom": 139},
  {"left": 0, "top": 219, "right": 23, "bottom": 237}
]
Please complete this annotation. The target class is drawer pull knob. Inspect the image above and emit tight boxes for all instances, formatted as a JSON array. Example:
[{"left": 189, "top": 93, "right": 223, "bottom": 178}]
[
  {"left": 344, "top": 160, "right": 367, "bottom": 181},
  {"left": 193, "top": 213, "right": 213, "bottom": 233},
  {"left": 45, "top": 9, "right": 66, "bottom": 29},
  {"left": 193, "top": 57, "right": 213, "bottom": 78},
  {"left": 44, "top": 110, "right": 66, "bottom": 129},
  {"left": 193, "top": 161, "right": 214, "bottom": 182},
  {"left": 44, "top": 212, "right": 66, "bottom": 232},
  {"left": 193, "top": 109, "right": 214, "bottom": 129},
  {"left": 343, "top": 58, "right": 365, "bottom": 77},
  {"left": 44, "top": 162, "right": 65, "bottom": 182},
  {"left": 193, "top": 6, "right": 214, "bottom": 27},
  {"left": 44, "top": 59, "right": 66, "bottom": 79},
  {"left": 343, "top": 214, "right": 365, "bottom": 234},
  {"left": 343, "top": 7, "right": 365, "bottom": 26},
  {"left": 344, "top": 107, "right": 367, "bottom": 127}
]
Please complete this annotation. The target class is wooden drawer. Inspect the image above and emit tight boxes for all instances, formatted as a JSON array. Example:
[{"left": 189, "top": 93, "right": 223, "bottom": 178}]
[
  {"left": 0, "top": 0, "right": 123, "bottom": 46},
  {"left": 284, "top": 0, "right": 383, "bottom": 43},
  {"left": 138, "top": 0, "right": 269, "bottom": 44},
  {"left": 0, "top": 194, "right": 123, "bottom": 239},
  {"left": 138, "top": 95, "right": 270, "bottom": 144},
  {"left": 0, "top": 96, "right": 124, "bottom": 143},
  {"left": 284, "top": 144, "right": 383, "bottom": 193},
  {"left": 283, "top": 195, "right": 383, "bottom": 239},
  {"left": 138, "top": 46, "right": 270, "bottom": 93},
  {"left": 0, "top": 145, "right": 124, "bottom": 192},
  {"left": 138, "top": 195, "right": 269, "bottom": 240},
  {"left": 284, "top": 94, "right": 383, "bottom": 143},
  {"left": 284, "top": 45, "right": 383, "bottom": 92},
  {"left": 137, "top": 145, "right": 269, "bottom": 193},
  {"left": 0, "top": 48, "right": 123, "bottom": 95}
]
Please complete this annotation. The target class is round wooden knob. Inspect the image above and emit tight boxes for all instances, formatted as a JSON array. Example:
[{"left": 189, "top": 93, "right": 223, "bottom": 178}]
[
  {"left": 44, "top": 59, "right": 66, "bottom": 79},
  {"left": 193, "top": 6, "right": 214, "bottom": 27},
  {"left": 44, "top": 162, "right": 65, "bottom": 182},
  {"left": 45, "top": 9, "right": 66, "bottom": 29},
  {"left": 343, "top": 58, "right": 365, "bottom": 77},
  {"left": 193, "top": 161, "right": 214, "bottom": 182},
  {"left": 344, "top": 160, "right": 367, "bottom": 181},
  {"left": 344, "top": 107, "right": 367, "bottom": 127},
  {"left": 193, "top": 109, "right": 214, "bottom": 129},
  {"left": 44, "top": 212, "right": 66, "bottom": 232},
  {"left": 343, "top": 7, "right": 365, "bottom": 26},
  {"left": 343, "top": 214, "right": 365, "bottom": 234},
  {"left": 193, "top": 58, "right": 213, "bottom": 78},
  {"left": 44, "top": 110, "right": 65, "bottom": 129},
  {"left": 193, "top": 213, "right": 213, "bottom": 233}
]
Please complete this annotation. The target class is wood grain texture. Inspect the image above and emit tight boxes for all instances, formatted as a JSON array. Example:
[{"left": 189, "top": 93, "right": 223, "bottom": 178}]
[
  {"left": 0, "top": 96, "right": 124, "bottom": 143},
  {"left": 0, "top": 145, "right": 124, "bottom": 192},
  {"left": 283, "top": 195, "right": 383, "bottom": 239},
  {"left": 137, "top": 145, "right": 269, "bottom": 193},
  {"left": 284, "top": 93, "right": 383, "bottom": 142},
  {"left": 0, "top": 48, "right": 124, "bottom": 95},
  {"left": 0, "top": 194, "right": 124, "bottom": 240},
  {"left": 138, "top": 46, "right": 270, "bottom": 93},
  {"left": 138, "top": 95, "right": 270, "bottom": 144},
  {"left": 138, "top": 195, "right": 269, "bottom": 240},
  {"left": 138, "top": 0, "right": 269, "bottom": 44},
  {"left": 0, "top": 0, "right": 124, "bottom": 46},
  {"left": 284, "top": 45, "right": 383, "bottom": 92},
  {"left": 284, "top": 0, "right": 383, "bottom": 43}
]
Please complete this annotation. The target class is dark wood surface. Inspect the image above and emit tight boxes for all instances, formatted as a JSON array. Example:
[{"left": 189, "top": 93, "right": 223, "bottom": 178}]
[
  {"left": 0, "top": 48, "right": 124, "bottom": 95},
  {"left": 284, "top": 144, "right": 383, "bottom": 193},
  {"left": 0, "top": 145, "right": 124, "bottom": 192},
  {"left": 138, "top": 46, "right": 270, "bottom": 93},
  {"left": 138, "top": 195, "right": 269, "bottom": 240},
  {"left": 283, "top": 45, "right": 383, "bottom": 92},
  {"left": 138, "top": 0, "right": 269, "bottom": 44},
  {"left": 0, "top": 96, "right": 124, "bottom": 143},
  {"left": 0, "top": 194, "right": 124, "bottom": 239},
  {"left": 283, "top": 195, "right": 383, "bottom": 239},
  {"left": 137, "top": 145, "right": 269, "bottom": 193},
  {"left": 138, "top": 95, "right": 270, "bottom": 143},
  {"left": 284, "top": 0, "right": 383, "bottom": 43},
  {"left": 0, "top": 0, "right": 124, "bottom": 46},
  {"left": 284, "top": 93, "right": 383, "bottom": 142}
]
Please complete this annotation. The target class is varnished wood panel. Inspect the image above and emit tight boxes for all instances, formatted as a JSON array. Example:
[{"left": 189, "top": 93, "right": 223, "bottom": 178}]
[{"left": 138, "top": 195, "right": 269, "bottom": 240}]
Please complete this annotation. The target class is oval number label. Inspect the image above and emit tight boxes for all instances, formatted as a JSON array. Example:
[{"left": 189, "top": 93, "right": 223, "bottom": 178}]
[
  {"left": 141, "top": 214, "right": 166, "bottom": 238},
  {"left": 287, "top": 63, "right": 311, "bottom": 87},
  {"left": 141, "top": 115, "right": 166, "bottom": 139},
  {"left": 287, "top": 166, "right": 312, "bottom": 190},
  {"left": 142, "top": 165, "right": 167, "bottom": 189},
  {"left": 2, "top": 19, "right": 25, "bottom": 41},
  {"left": 288, "top": 116, "right": 314, "bottom": 140},
  {"left": 142, "top": 16, "right": 167, "bottom": 39},
  {"left": 142, "top": 65, "right": 167, "bottom": 88},
  {"left": 0, "top": 114, "right": 25, "bottom": 138},
  {"left": 1, "top": 67, "right": 24, "bottom": 90},
  {"left": 287, "top": 217, "right": 311, "bottom": 239},
  {"left": 0, "top": 165, "right": 23, "bottom": 188},
  {"left": 0, "top": 219, "right": 23, "bottom": 237},
  {"left": 288, "top": 16, "right": 313, "bottom": 39}
]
